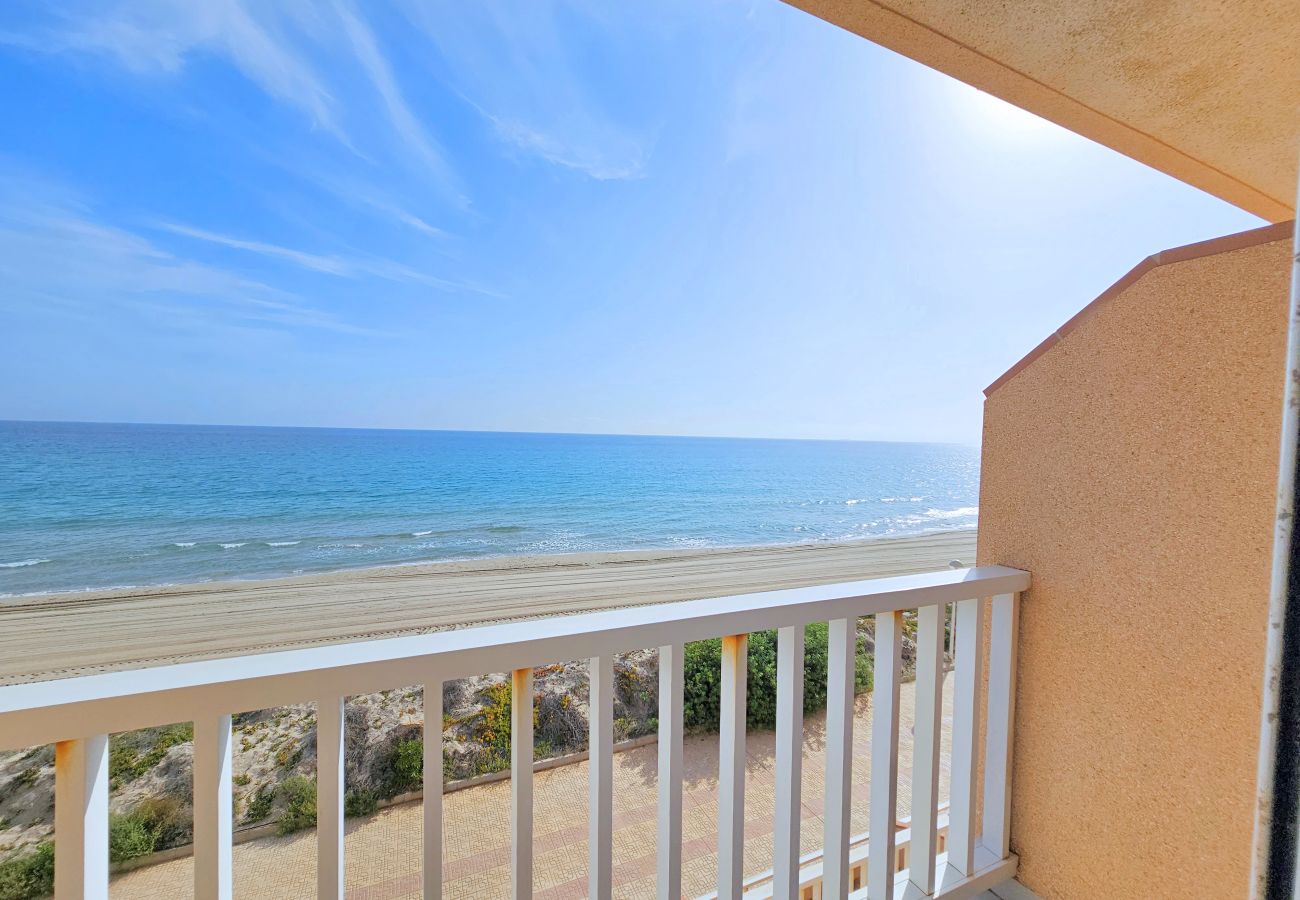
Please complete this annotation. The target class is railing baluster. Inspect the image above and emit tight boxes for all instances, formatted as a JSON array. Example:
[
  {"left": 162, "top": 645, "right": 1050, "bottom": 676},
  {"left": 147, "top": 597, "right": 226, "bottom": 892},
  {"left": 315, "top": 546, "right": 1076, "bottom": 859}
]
[
  {"left": 868, "top": 611, "right": 903, "bottom": 899},
  {"left": 194, "top": 714, "right": 233, "bottom": 900},
  {"left": 317, "top": 695, "right": 345, "bottom": 900},
  {"left": 54, "top": 735, "right": 109, "bottom": 900},
  {"left": 948, "top": 597, "right": 986, "bottom": 876},
  {"left": 909, "top": 604, "right": 945, "bottom": 895},
  {"left": 823, "top": 617, "right": 855, "bottom": 899},
  {"left": 424, "top": 681, "right": 443, "bottom": 900},
  {"left": 718, "top": 633, "right": 748, "bottom": 900},
  {"left": 511, "top": 667, "right": 534, "bottom": 900},
  {"left": 590, "top": 655, "right": 615, "bottom": 900},
  {"left": 773, "top": 625, "right": 805, "bottom": 900},
  {"left": 981, "top": 592, "right": 1020, "bottom": 860},
  {"left": 658, "top": 643, "right": 684, "bottom": 900}
]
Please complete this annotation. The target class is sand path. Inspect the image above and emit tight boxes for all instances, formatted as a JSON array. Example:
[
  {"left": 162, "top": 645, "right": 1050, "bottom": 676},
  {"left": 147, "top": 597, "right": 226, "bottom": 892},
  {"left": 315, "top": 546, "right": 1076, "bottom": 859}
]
[{"left": 1, "top": 532, "right": 975, "bottom": 686}]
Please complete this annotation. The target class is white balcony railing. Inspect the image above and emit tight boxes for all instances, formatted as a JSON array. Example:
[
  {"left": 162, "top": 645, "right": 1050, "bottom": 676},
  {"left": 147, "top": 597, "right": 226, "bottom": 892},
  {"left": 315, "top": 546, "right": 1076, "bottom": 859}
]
[{"left": 0, "top": 564, "right": 1028, "bottom": 900}]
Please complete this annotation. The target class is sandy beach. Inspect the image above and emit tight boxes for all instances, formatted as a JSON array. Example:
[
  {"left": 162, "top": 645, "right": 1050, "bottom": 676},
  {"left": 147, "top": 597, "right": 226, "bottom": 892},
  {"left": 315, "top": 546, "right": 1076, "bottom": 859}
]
[{"left": 0, "top": 531, "right": 974, "bottom": 686}]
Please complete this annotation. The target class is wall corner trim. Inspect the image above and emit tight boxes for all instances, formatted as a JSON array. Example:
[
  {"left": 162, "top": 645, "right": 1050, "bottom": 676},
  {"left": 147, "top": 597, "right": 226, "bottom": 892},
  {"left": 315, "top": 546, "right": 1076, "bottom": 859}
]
[{"left": 983, "top": 220, "right": 1296, "bottom": 397}]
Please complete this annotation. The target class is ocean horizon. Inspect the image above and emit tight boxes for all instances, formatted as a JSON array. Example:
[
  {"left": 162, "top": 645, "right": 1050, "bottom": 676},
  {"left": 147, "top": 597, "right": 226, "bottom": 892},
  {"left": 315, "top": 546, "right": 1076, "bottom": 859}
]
[{"left": 0, "top": 420, "right": 979, "bottom": 597}]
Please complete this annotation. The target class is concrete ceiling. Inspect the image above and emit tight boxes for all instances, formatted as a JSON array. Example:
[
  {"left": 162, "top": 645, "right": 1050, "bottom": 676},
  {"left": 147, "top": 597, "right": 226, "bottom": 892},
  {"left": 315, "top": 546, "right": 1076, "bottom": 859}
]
[{"left": 783, "top": 0, "right": 1299, "bottom": 221}]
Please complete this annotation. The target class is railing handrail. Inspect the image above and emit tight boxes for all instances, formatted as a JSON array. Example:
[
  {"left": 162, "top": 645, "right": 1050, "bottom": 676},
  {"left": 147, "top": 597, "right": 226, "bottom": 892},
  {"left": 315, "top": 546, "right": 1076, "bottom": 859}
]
[
  {"left": 7, "top": 564, "right": 1029, "bottom": 900},
  {"left": 0, "top": 564, "right": 1027, "bottom": 750}
]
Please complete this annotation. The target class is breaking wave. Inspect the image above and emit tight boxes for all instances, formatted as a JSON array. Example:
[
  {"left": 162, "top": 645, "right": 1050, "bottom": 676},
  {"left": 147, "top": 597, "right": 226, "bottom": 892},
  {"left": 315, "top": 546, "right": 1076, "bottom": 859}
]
[{"left": 0, "top": 558, "right": 50, "bottom": 569}]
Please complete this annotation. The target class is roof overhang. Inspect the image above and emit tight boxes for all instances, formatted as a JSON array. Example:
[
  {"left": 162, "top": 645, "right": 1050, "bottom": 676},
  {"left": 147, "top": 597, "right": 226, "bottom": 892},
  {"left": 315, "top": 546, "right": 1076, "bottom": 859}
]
[{"left": 782, "top": 0, "right": 1298, "bottom": 221}]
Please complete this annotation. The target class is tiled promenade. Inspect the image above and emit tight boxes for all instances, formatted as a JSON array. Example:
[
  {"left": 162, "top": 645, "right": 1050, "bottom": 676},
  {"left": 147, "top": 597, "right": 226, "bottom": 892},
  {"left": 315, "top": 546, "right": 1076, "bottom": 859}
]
[{"left": 112, "top": 677, "right": 953, "bottom": 899}]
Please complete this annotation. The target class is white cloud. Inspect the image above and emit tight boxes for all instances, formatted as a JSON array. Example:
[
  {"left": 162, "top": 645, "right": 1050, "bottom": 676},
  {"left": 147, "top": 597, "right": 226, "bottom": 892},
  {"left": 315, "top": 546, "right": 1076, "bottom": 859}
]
[
  {"left": 0, "top": 172, "right": 369, "bottom": 335},
  {"left": 153, "top": 219, "right": 500, "bottom": 296},
  {"left": 5, "top": 1, "right": 463, "bottom": 195},
  {"left": 488, "top": 115, "right": 645, "bottom": 181},
  {"left": 402, "top": 0, "right": 650, "bottom": 181},
  {"left": 332, "top": 2, "right": 458, "bottom": 193},
  {"left": 294, "top": 168, "right": 454, "bottom": 241},
  {"left": 55, "top": 1, "right": 344, "bottom": 138},
  {"left": 156, "top": 221, "right": 351, "bottom": 275}
]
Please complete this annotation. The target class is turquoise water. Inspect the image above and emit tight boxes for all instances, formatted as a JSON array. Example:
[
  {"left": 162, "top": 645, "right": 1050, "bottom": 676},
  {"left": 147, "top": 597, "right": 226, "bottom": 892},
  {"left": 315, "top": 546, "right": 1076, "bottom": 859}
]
[{"left": 0, "top": 421, "right": 978, "bottom": 596}]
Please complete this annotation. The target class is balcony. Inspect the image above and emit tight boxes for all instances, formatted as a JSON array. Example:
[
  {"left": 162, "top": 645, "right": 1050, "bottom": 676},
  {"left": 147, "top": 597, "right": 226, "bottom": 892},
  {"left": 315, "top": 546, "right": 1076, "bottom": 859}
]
[{"left": 0, "top": 565, "right": 1027, "bottom": 899}]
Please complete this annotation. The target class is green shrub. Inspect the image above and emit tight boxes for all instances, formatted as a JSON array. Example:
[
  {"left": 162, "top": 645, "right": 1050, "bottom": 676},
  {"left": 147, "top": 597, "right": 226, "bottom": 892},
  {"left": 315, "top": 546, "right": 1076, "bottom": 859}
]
[
  {"left": 389, "top": 739, "right": 424, "bottom": 795},
  {"left": 243, "top": 785, "right": 275, "bottom": 823},
  {"left": 0, "top": 842, "right": 54, "bottom": 900},
  {"left": 275, "top": 744, "right": 303, "bottom": 770},
  {"left": 108, "top": 723, "right": 194, "bottom": 788},
  {"left": 460, "top": 681, "right": 526, "bottom": 776},
  {"left": 682, "top": 624, "right": 872, "bottom": 732},
  {"left": 477, "top": 682, "right": 513, "bottom": 766},
  {"left": 276, "top": 776, "right": 317, "bottom": 835},
  {"left": 107, "top": 795, "right": 188, "bottom": 863},
  {"left": 108, "top": 813, "right": 156, "bottom": 863},
  {"left": 344, "top": 789, "right": 378, "bottom": 818}
]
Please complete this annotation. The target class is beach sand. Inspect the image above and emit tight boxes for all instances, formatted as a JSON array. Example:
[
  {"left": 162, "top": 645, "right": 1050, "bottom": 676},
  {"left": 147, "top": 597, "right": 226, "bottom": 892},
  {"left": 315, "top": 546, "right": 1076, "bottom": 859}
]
[{"left": 0, "top": 531, "right": 975, "bottom": 686}]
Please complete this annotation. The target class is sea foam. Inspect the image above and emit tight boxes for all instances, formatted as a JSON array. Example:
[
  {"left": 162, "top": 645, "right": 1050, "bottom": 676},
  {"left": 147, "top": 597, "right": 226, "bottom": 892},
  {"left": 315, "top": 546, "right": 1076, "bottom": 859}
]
[
  {"left": 924, "top": 506, "right": 978, "bottom": 519},
  {"left": 0, "top": 558, "right": 51, "bottom": 568}
]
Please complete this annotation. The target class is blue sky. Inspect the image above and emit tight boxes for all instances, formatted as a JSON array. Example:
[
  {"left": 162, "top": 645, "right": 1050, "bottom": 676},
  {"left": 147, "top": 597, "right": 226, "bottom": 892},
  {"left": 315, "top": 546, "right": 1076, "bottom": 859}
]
[{"left": 0, "top": 0, "right": 1263, "bottom": 444}]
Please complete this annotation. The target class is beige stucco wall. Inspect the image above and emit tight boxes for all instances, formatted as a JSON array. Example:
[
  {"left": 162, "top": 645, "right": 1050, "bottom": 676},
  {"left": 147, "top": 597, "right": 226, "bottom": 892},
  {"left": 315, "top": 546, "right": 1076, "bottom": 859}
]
[{"left": 977, "top": 228, "right": 1293, "bottom": 898}]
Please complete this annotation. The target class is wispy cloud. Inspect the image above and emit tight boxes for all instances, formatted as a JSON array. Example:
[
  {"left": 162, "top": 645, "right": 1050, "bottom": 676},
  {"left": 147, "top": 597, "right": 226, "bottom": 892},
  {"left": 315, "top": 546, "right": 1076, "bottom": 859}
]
[
  {"left": 293, "top": 168, "right": 454, "bottom": 242},
  {"left": 153, "top": 219, "right": 500, "bottom": 296},
  {"left": 488, "top": 115, "right": 646, "bottom": 181},
  {"left": 4, "top": 1, "right": 465, "bottom": 196},
  {"left": 45, "top": 1, "right": 344, "bottom": 139},
  {"left": 402, "top": 0, "right": 651, "bottom": 181},
  {"left": 155, "top": 221, "right": 351, "bottom": 275},
  {"left": 0, "top": 170, "right": 371, "bottom": 336},
  {"left": 332, "top": 2, "right": 459, "bottom": 195}
]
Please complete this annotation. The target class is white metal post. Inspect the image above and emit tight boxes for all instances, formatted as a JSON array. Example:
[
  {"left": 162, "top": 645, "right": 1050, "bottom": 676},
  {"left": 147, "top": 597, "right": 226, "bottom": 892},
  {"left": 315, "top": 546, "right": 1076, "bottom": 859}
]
[
  {"left": 718, "top": 633, "right": 748, "bottom": 900},
  {"left": 590, "top": 655, "right": 615, "bottom": 900},
  {"left": 54, "top": 735, "right": 109, "bottom": 900},
  {"left": 317, "top": 695, "right": 345, "bottom": 900},
  {"left": 948, "top": 597, "right": 985, "bottom": 876},
  {"left": 658, "top": 643, "right": 685, "bottom": 900},
  {"left": 773, "top": 624, "right": 805, "bottom": 900},
  {"left": 823, "top": 617, "right": 855, "bottom": 899},
  {"left": 982, "top": 593, "right": 1020, "bottom": 859},
  {"left": 193, "top": 714, "right": 233, "bottom": 900},
  {"left": 424, "top": 681, "right": 443, "bottom": 900},
  {"left": 511, "top": 667, "right": 533, "bottom": 900},
  {"left": 909, "top": 603, "right": 945, "bottom": 894},
  {"left": 867, "top": 611, "right": 903, "bottom": 900}
]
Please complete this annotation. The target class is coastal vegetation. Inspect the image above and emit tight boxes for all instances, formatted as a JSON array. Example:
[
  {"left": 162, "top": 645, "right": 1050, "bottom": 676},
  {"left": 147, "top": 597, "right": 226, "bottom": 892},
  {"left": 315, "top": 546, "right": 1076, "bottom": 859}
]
[
  {"left": 108, "top": 796, "right": 188, "bottom": 864},
  {"left": 275, "top": 776, "right": 318, "bottom": 836},
  {"left": 682, "top": 623, "right": 873, "bottom": 732},
  {"left": 0, "top": 843, "right": 52, "bottom": 900}
]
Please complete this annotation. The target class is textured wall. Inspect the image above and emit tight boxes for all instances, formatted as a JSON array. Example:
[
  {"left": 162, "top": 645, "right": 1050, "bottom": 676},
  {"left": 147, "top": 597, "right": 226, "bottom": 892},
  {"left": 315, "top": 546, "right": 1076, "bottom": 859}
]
[{"left": 977, "top": 224, "right": 1294, "bottom": 898}]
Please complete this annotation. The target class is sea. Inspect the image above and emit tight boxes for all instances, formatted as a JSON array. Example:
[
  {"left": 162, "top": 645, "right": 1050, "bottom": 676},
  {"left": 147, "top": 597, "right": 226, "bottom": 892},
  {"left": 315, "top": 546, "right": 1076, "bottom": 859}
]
[{"left": 0, "top": 421, "right": 979, "bottom": 597}]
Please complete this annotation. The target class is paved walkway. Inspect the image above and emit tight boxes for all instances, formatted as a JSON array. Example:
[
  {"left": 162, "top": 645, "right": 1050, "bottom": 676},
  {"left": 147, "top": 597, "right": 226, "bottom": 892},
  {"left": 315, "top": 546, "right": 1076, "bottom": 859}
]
[{"left": 112, "top": 677, "right": 954, "bottom": 899}]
